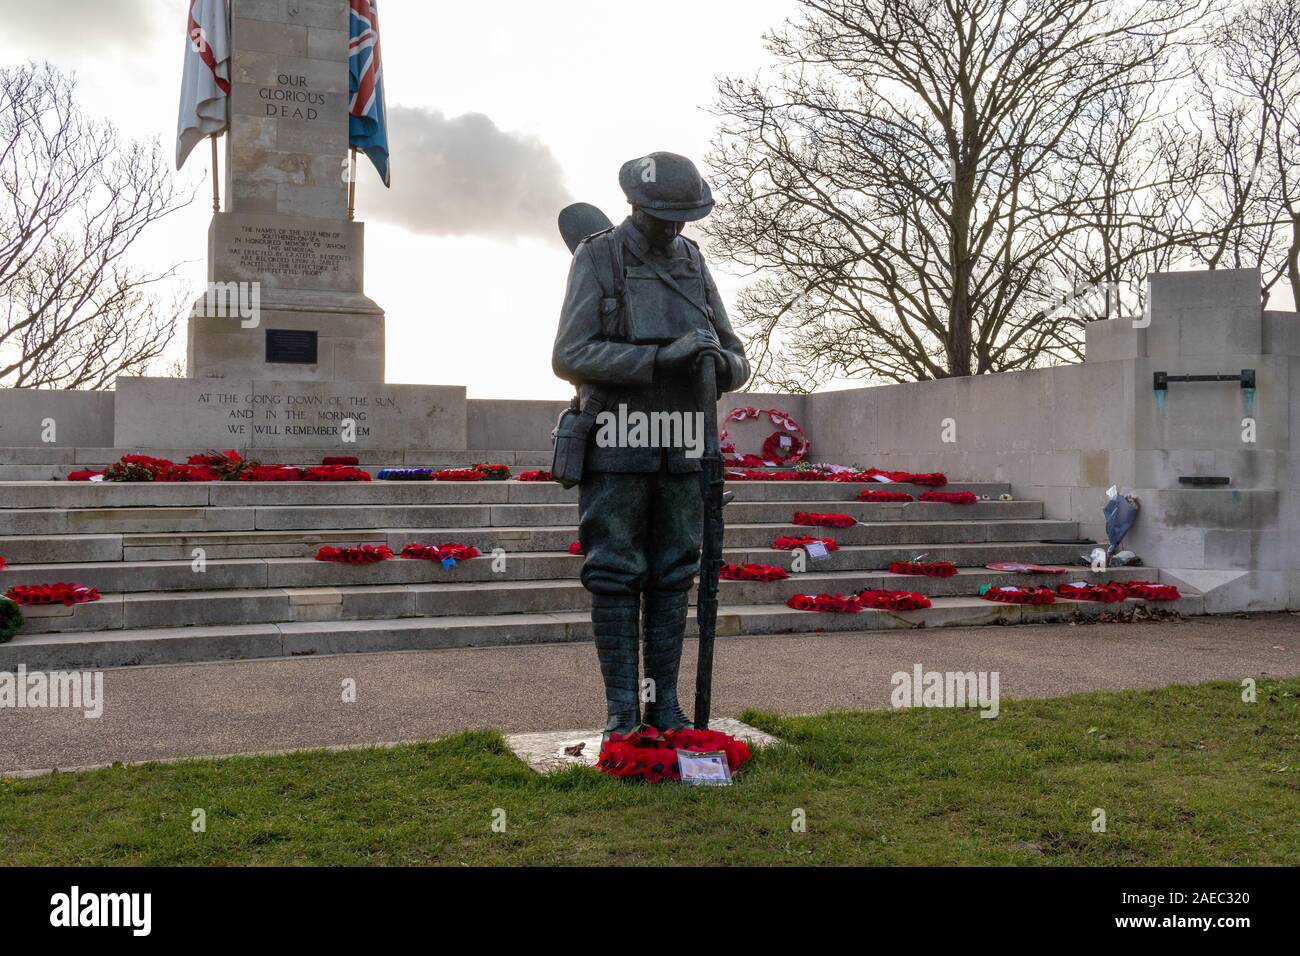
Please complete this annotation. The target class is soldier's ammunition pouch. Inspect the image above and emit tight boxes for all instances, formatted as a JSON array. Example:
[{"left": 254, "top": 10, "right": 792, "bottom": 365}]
[{"left": 551, "top": 387, "right": 610, "bottom": 489}]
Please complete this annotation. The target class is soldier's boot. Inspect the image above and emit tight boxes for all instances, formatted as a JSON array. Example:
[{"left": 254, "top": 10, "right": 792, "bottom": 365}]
[
  {"left": 592, "top": 593, "right": 642, "bottom": 735},
  {"left": 641, "top": 590, "right": 692, "bottom": 730}
]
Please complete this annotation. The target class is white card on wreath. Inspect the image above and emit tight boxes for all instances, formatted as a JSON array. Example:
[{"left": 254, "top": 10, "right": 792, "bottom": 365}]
[{"left": 677, "top": 751, "right": 732, "bottom": 786}]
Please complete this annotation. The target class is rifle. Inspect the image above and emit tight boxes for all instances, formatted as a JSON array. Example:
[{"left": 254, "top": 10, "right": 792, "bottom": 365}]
[{"left": 693, "top": 358, "right": 729, "bottom": 730}]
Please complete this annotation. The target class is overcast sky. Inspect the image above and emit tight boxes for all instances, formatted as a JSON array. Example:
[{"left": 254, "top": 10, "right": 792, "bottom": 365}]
[
  {"left": 2, "top": 1, "right": 1288, "bottom": 398},
  {"left": 0, "top": 0, "right": 792, "bottom": 399}
]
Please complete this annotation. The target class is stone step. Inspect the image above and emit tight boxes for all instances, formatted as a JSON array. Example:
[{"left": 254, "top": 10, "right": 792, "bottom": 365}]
[
  {"left": 0, "top": 466, "right": 57, "bottom": 481},
  {"left": 0, "top": 517, "right": 1081, "bottom": 565},
  {"left": 0, "top": 498, "right": 1060, "bottom": 536},
  {"left": 0, "top": 591, "right": 1206, "bottom": 671},
  {"left": 0, "top": 478, "right": 1012, "bottom": 508},
  {"left": 0, "top": 447, "right": 552, "bottom": 466},
  {"left": 8, "top": 566, "right": 1159, "bottom": 634},
  {"left": 0, "top": 542, "right": 1106, "bottom": 592},
  {"left": 0, "top": 526, "right": 1091, "bottom": 566}
]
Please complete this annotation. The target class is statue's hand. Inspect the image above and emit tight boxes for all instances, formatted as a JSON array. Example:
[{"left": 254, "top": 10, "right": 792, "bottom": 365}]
[{"left": 656, "top": 328, "right": 723, "bottom": 373}]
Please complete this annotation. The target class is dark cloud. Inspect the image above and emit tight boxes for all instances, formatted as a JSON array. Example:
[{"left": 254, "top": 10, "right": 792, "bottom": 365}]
[{"left": 361, "top": 106, "right": 572, "bottom": 240}]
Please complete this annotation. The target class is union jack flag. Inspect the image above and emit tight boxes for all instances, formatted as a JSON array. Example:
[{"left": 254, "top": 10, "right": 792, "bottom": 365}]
[{"left": 349, "top": 0, "right": 390, "bottom": 186}]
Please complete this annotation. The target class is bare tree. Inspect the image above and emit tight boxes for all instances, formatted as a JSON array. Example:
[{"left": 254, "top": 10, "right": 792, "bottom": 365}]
[
  {"left": 706, "top": 0, "right": 1215, "bottom": 389},
  {"left": 1, "top": 62, "right": 191, "bottom": 390},
  {"left": 1174, "top": 0, "right": 1300, "bottom": 307}
]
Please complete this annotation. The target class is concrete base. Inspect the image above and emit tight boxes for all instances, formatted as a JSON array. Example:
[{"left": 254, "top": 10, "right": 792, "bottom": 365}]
[
  {"left": 113, "top": 376, "right": 466, "bottom": 450},
  {"left": 504, "top": 718, "right": 781, "bottom": 773},
  {"left": 188, "top": 288, "right": 385, "bottom": 384},
  {"left": 1159, "top": 568, "right": 1290, "bottom": 613}
]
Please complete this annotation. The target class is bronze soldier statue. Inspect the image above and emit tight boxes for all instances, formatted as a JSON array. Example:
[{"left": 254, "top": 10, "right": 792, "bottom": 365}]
[{"left": 552, "top": 152, "right": 749, "bottom": 734}]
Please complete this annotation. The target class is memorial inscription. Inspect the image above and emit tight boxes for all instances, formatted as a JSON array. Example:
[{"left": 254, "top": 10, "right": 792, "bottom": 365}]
[
  {"left": 231, "top": 223, "right": 353, "bottom": 281},
  {"left": 259, "top": 73, "right": 325, "bottom": 122},
  {"left": 196, "top": 386, "right": 398, "bottom": 440}
]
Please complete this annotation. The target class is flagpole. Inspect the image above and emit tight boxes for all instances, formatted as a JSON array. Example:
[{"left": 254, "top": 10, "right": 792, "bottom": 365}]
[
  {"left": 210, "top": 134, "right": 221, "bottom": 213},
  {"left": 347, "top": 148, "right": 358, "bottom": 221}
]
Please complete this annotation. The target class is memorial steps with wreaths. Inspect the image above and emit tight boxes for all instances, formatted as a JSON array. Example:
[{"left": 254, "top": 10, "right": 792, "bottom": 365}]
[{"left": 0, "top": 466, "right": 1201, "bottom": 670}]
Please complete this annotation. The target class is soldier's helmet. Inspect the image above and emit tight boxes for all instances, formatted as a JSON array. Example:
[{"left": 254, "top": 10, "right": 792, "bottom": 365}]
[{"left": 618, "top": 152, "right": 715, "bottom": 222}]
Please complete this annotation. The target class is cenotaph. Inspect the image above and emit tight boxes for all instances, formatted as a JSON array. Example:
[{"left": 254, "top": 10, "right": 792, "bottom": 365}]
[{"left": 114, "top": 0, "right": 464, "bottom": 451}]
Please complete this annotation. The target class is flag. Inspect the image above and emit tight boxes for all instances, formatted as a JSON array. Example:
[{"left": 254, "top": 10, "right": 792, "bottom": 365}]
[
  {"left": 349, "top": 0, "right": 391, "bottom": 186},
  {"left": 176, "top": 0, "right": 231, "bottom": 170}
]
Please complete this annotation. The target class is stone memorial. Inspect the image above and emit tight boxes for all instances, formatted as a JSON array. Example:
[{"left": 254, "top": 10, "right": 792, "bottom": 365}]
[{"left": 114, "top": 0, "right": 463, "bottom": 450}]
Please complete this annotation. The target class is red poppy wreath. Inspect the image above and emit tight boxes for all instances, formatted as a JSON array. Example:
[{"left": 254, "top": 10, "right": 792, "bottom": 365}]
[
  {"left": 719, "top": 406, "right": 809, "bottom": 466},
  {"left": 597, "top": 726, "right": 752, "bottom": 783}
]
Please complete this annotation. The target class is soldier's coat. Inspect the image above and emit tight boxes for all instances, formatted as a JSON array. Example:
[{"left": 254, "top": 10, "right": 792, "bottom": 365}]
[
  {"left": 553, "top": 216, "right": 749, "bottom": 595},
  {"left": 553, "top": 217, "right": 750, "bottom": 475}
]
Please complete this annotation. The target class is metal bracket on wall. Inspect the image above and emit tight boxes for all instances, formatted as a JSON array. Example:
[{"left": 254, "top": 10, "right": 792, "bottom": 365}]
[{"left": 1153, "top": 369, "right": 1255, "bottom": 391}]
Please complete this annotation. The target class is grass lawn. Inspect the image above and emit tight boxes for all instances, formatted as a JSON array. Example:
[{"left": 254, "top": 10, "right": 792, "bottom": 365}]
[{"left": 2, "top": 678, "right": 1297, "bottom": 866}]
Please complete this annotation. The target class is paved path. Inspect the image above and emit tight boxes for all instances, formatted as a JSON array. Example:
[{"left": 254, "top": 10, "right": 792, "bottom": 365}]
[{"left": 3, "top": 613, "right": 1297, "bottom": 775}]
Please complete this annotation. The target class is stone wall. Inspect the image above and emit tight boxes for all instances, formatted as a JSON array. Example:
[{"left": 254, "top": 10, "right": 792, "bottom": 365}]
[
  {"left": 801, "top": 268, "right": 1296, "bottom": 611},
  {"left": 0, "top": 388, "right": 115, "bottom": 447}
]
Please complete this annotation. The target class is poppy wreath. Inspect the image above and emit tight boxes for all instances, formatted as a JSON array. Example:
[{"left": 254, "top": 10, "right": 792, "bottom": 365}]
[
  {"left": 919, "top": 491, "right": 978, "bottom": 505},
  {"left": 0, "top": 596, "right": 21, "bottom": 644},
  {"left": 377, "top": 468, "right": 435, "bottom": 481},
  {"left": 889, "top": 560, "right": 957, "bottom": 578},
  {"left": 787, "top": 592, "right": 862, "bottom": 613},
  {"left": 435, "top": 468, "right": 484, "bottom": 481},
  {"left": 724, "top": 470, "right": 807, "bottom": 482},
  {"left": 857, "top": 589, "right": 932, "bottom": 611},
  {"left": 719, "top": 406, "right": 809, "bottom": 465},
  {"left": 854, "top": 468, "right": 948, "bottom": 486},
  {"left": 240, "top": 465, "right": 304, "bottom": 481},
  {"left": 6, "top": 583, "right": 102, "bottom": 606},
  {"left": 1119, "top": 581, "right": 1181, "bottom": 601},
  {"left": 856, "top": 489, "right": 914, "bottom": 502},
  {"left": 156, "top": 463, "right": 218, "bottom": 482},
  {"left": 322, "top": 455, "right": 359, "bottom": 466},
  {"left": 472, "top": 463, "right": 511, "bottom": 481},
  {"left": 568, "top": 541, "right": 585, "bottom": 556},
  {"left": 518, "top": 470, "right": 553, "bottom": 482},
  {"left": 982, "top": 585, "right": 1056, "bottom": 605},
  {"left": 315, "top": 545, "right": 394, "bottom": 563},
  {"left": 793, "top": 462, "right": 846, "bottom": 477},
  {"left": 302, "top": 465, "right": 371, "bottom": 482},
  {"left": 720, "top": 563, "right": 788, "bottom": 582},
  {"left": 772, "top": 535, "right": 838, "bottom": 552},
  {"left": 0, "top": 555, "right": 6, "bottom": 570},
  {"left": 401, "top": 543, "right": 480, "bottom": 562},
  {"left": 102, "top": 455, "right": 174, "bottom": 482},
  {"left": 596, "top": 726, "right": 752, "bottom": 783},
  {"left": 1057, "top": 582, "right": 1128, "bottom": 603},
  {"left": 101, "top": 451, "right": 250, "bottom": 482},
  {"left": 187, "top": 449, "right": 255, "bottom": 480},
  {"left": 792, "top": 511, "right": 857, "bottom": 529}
]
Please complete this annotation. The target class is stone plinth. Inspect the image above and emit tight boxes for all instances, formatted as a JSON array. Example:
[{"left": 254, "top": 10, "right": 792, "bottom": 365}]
[
  {"left": 114, "top": 377, "right": 466, "bottom": 451},
  {"left": 188, "top": 288, "right": 385, "bottom": 384}
]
